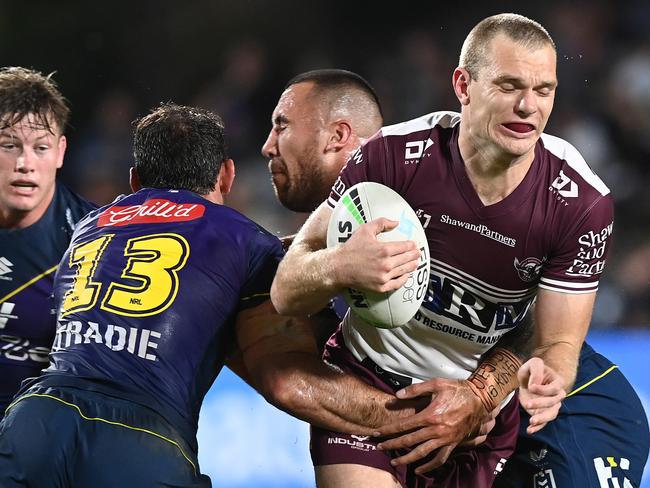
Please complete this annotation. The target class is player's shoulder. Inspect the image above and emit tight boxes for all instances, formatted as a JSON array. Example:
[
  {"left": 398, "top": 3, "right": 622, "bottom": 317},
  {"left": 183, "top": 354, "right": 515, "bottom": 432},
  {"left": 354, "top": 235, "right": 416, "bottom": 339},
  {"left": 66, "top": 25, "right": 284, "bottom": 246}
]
[
  {"left": 380, "top": 111, "right": 461, "bottom": 138},
  {"left": 539, "top": 133, "right": 610, "bottom": 198}
]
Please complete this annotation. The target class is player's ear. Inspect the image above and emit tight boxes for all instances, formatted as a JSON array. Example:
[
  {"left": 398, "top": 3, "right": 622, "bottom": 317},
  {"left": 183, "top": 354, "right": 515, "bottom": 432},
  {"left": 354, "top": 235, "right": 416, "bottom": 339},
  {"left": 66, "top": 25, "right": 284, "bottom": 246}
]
[
  {"left": 218, "top": 159, "right": 235, "bottom": 196},
  {"left": 452, "top": 67, "right": 471, "bottom": 106},
  {"left": 325, "top": 120, "right": 353, "bottom": 152},
  {"left": 129, "top": 167, "right": 142, "bottom": 192},
  {"left": 56, "top": 135, "right": 67, "bottom": 169}
]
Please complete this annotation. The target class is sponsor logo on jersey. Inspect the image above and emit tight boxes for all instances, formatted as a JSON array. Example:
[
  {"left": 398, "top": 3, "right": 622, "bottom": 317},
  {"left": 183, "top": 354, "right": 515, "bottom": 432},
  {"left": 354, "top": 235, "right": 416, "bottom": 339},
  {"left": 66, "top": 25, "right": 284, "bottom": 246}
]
[
  {"left": 514, "top": 256, "right": 546, "bottom": 282},
  {"left": 332, "top": 176, "right": 347, "bottom": 201},
  {"left": 566, "top": 221, "right": 613, "bottom": 277},
  {"left": 350, "top": 435, "right": 370, "bottom": 441},
  {"left": 440, "top": 214, "right": 516, "bottom": 247},
  {"left": 350, "top": 147, "right": 363, "bottom": 165},
  {"left": 494, "top": 457, "right": 508, "bottom": 475},
  {"left": 98, "top": 199, "right": 205, "bottom": 227},
  {"left": 533, "top": 469, "right": 557, "bottom": 488},
  {"left": 0, "top": 333, "right": 50, "bottom": 363},
  {"left": 549, "top": 169, "right": 578, "bottom": 206},
  {"left": 326, "top": 434, "right": 377, "bottom": 452},
  {"left": 593, "top": 456, "right": 633, "bottom": 488},
  {"left": 0, "top": 257, "right": 13, "bottom": 280},
  {"left": 404, "top": 138, "right": 434, "bottom": 162},
  {"left": 0, "top": 302, "right": 18, "bottom": 329}
]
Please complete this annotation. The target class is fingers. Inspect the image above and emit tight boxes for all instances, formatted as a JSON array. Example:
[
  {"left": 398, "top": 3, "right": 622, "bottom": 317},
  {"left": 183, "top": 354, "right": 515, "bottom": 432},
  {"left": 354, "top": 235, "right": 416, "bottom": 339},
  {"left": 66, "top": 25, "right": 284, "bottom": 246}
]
[
  {"left": 373, "top": 412, "right": 429, "bottom": 437},
  {"left": 370, "top": 217, "right": 399, "bottom": 235},
  {"left": 409, "top": 445, "right": 455, "bottom": 474},
  {"left": 526, "top": 404, "right": 561, "bottom": 434},
  {"left": 377, "top": 427, "right": 441, "bottom": 451},
  {"left": 387, "top": 440, "right": 455, "bottom": 470},
  {"left": 395, "top": 381, "right": 439, "bottom": 399},
  {"left": 518, "top": 357, "right": 544, "bottom": 387}
]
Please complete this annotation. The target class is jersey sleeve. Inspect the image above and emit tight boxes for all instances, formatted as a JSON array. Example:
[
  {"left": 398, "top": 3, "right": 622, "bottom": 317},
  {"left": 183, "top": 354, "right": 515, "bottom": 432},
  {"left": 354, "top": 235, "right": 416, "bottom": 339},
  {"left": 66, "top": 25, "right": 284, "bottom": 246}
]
[
  {"left": 238, "top": 229, "right": 284, "bottom": 311},
  {"left": 539, "top": 194, "right": 614, "bottom": 294}
]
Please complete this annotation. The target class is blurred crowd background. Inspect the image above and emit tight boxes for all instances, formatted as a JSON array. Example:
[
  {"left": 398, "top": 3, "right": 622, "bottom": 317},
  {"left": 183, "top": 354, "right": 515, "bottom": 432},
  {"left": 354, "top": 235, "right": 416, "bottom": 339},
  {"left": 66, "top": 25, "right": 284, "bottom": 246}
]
[{"left": 2, "top": 0, "right": 648, "bottom": 327}]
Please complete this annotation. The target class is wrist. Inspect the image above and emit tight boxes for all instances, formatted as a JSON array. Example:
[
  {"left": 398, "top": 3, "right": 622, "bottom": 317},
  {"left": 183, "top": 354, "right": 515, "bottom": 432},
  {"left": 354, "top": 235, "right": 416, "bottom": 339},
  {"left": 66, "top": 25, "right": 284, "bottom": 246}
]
[{"left": 466, "top": 348, "right": 522, "bottom": 413}]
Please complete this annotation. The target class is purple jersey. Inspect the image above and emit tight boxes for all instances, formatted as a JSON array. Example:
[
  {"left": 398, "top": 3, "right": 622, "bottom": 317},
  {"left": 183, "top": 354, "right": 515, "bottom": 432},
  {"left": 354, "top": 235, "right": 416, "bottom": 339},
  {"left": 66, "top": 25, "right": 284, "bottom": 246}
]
[
  {"left": 38, "top": 188, "right": 283, "bottom": 444},
  {"left": 328, "top": 111, "right": 613, "bottom": 382},
  {"left": 0, "top": 183, "right": 95, "bottom": 413}
]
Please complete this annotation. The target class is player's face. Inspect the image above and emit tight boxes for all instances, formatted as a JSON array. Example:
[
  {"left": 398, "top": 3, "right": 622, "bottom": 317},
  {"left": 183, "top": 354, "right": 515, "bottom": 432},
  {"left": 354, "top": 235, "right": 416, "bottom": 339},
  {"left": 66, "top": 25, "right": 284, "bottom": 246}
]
[
  {"left": 261, "top": 82, "right": 334, "bottom": 213},
  {"left": 0, "top": 115, "right": 66, "bottom": 229},
  {"left": 465, "top": 34, "right": 557, "bottom": 160}
]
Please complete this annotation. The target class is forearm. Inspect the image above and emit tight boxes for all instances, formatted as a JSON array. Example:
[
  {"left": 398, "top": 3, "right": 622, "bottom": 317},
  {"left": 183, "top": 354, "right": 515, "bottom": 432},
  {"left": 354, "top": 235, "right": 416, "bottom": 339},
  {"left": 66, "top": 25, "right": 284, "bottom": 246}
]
[
  {"left": 466, "top": 347, "right": 522, "bottom": 412},
  {"left": 255, "top": 351, "right": 419, "bottom": 434},
  {"left": 271, "top": 243, "right": 344, "bottom": 316},
  {"left": 531, "top": 341, "right": 580, "bottom": 391}
]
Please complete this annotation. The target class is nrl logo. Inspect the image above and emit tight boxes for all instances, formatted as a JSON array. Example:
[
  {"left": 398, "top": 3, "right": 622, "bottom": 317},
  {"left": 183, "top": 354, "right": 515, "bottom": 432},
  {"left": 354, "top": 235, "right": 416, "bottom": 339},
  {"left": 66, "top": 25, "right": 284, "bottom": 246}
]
[{"left": 514, "top": 256, "right": 546, "bottom": 282}]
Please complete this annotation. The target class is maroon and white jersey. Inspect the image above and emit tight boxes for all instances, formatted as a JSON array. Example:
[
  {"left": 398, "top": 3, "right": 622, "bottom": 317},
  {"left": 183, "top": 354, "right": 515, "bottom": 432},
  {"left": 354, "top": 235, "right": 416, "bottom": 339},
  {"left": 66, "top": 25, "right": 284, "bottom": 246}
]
[{"left": 327, "top": 111, "right": 614, "bottom": 382}]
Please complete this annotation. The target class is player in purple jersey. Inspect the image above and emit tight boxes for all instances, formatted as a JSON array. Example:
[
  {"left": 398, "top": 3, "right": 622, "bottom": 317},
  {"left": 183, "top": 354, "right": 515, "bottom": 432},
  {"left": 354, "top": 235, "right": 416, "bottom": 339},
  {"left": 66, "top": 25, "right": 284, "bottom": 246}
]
[
  {"left": 0, "top": 103, "right": 450, "bottom": 487},
  {"left": 0, "top": 67, "right": 95, "bottom": 416},
  {"left": 269, "top": 14, "right": 633, "bottom": 488},
  {"left": 263, "top": 69, "right": 564, "bottom": 487}
]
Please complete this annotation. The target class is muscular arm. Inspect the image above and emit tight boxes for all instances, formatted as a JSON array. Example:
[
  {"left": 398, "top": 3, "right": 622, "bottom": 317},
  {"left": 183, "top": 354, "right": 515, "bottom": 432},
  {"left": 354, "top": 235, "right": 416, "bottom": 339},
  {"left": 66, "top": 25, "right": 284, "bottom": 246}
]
[
  {"left": 532, "top": 289, "right": 594, "bottom": 391},
  {"left": 271, "top": 202, "right": 420, "bottom": 316},
  {"left": 231, "top": 299, "right": 424, "bottom": 434}
]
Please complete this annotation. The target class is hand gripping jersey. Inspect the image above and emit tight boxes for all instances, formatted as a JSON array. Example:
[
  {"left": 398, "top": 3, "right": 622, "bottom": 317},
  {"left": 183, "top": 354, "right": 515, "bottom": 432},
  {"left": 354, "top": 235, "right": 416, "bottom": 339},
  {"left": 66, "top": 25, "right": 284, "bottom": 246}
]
[
  {"left": 39, "top": 188, "right": 283, "bottom": 446},
  {"left": 0, "top": 183, "right": 95, "bottom": 413},
  {"left": 327, "top": 111, "right": 613, "bottom": 382}
]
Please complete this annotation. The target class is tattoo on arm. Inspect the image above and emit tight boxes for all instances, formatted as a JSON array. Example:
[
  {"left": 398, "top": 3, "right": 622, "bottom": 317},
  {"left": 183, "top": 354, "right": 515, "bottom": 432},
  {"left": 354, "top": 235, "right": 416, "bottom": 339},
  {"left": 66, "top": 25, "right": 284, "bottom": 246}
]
[{"left": 467, "top": 348, "right": 522, "bottom": 412}]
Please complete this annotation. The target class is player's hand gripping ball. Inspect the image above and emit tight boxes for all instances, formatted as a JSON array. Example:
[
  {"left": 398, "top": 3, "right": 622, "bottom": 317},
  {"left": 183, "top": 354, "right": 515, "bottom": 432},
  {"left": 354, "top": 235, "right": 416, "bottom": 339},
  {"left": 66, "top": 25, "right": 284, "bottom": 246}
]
[{"left": 327, "top": 182, "right": 430, "bottom": 328}]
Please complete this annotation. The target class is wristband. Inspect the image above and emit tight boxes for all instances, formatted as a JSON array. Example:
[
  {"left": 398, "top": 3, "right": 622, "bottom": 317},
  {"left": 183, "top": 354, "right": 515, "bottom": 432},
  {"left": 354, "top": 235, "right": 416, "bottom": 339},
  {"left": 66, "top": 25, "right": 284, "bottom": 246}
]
[{"left": 467, "top": 348, "right": 523, "bottom": 412}]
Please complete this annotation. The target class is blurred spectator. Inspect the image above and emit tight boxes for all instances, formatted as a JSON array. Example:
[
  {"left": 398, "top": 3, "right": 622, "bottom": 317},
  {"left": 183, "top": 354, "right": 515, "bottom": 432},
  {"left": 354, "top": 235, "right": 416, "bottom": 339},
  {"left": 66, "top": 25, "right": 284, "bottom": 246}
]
[{"left": 65, "top": 88, "right": 136, "bottom": 204}]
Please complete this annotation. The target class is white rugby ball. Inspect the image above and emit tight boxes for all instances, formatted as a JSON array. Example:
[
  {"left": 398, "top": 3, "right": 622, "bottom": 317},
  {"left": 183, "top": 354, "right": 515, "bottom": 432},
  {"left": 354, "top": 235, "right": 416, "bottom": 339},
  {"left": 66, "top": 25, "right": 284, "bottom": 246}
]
[{"left": 326, "top": 182, "right": 430, "bottom": 329}]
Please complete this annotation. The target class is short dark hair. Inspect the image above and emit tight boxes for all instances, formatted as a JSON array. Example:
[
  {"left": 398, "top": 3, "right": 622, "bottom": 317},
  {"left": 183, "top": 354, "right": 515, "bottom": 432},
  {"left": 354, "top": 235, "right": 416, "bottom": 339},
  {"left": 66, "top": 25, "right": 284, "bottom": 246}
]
[
  {"left": 286, "top": 69, "right": 382, "bottom": 114},
  {"left": 286, "top": 69, "right": 383, "bottom": 136},
  {"left": 133, "top": 103, "right": 228, "bottom": 195},
  {"left": 460, "top": 13, "right": 556, "bottom": 80},
  {"left": 0, "top": 66, "right": 70, "bottom": 133}
]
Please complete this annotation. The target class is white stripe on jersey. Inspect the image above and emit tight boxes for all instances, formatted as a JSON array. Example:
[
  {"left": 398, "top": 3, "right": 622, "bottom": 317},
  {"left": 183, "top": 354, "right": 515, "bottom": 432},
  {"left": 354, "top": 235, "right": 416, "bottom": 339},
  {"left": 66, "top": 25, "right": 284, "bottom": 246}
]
[
  {"left": 432, "top": 258, "right": 535, "bottom": 299},
  {"left": 540, "top": 276, "right": 599, "bottom": 288},
  {"left": 539, "top": 276, "right": 599, "bottom": 294},
  {"left": 541, "top": 133, "right": 610, "bottom": 196},
  {"left": 381, "top": 111, "right": 460, "bottom": 136},
  {"left": 539, "top": 283, "right": 598, "bottom": 294}
]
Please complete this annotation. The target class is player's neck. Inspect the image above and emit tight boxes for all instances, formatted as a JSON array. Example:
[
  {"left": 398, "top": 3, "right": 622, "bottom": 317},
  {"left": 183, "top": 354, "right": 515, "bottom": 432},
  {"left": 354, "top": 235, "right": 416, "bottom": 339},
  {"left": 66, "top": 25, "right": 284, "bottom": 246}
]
[{"left": 459, "top": 139, "right": 535, "bottom": 207}]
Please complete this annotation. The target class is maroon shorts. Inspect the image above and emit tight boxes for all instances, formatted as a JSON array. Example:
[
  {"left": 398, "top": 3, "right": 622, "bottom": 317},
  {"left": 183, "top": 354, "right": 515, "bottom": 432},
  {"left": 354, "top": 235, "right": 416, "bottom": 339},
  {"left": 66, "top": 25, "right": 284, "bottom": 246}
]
[{"left": 310, "top": 327, "right": 519, "bottom": 488}]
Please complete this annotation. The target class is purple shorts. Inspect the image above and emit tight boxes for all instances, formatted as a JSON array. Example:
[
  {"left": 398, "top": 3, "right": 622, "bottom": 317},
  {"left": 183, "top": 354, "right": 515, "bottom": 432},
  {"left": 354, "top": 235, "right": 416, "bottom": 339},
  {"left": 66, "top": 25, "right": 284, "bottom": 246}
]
[{"left": 310, "top": 327, "right": 519, "bottom": 488}]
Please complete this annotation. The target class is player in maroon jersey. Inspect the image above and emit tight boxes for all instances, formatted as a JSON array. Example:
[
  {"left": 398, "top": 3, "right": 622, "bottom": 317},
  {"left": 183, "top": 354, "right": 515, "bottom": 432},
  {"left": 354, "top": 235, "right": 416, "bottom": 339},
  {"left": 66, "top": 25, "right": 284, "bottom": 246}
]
[{"left": 270, "top": 14, "right": 611, "bottom": 488}]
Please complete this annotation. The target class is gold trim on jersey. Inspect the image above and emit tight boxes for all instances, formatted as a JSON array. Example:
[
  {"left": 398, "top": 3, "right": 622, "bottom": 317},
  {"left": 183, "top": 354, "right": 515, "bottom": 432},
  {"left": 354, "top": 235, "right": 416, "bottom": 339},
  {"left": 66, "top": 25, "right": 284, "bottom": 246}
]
[
  {"left": 566, "top": 365, "right": 618, "bottom": 398},
  {"left": 0, "top": 265, "right": 58, "bottom": 303},
  {"left": 5, "top": 393, "right": 197, "bottom": 474}
]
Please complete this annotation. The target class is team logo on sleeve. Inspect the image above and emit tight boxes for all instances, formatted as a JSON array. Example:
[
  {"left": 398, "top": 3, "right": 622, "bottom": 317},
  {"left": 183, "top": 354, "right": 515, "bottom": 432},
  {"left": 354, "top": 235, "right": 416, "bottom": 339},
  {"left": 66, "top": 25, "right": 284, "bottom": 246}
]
[{"left": 514, "top": 256, "right": 545, "bottom": 282}]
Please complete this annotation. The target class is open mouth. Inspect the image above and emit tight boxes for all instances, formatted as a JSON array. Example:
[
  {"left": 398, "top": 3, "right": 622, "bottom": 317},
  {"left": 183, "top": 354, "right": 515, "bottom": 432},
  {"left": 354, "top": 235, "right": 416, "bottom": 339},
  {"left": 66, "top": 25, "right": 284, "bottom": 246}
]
[
  {"left": 11, "top": 182, "right": 37, "bottom": 194},
  {"left": 503, "top": 123, "right": 535, "bottom": 134}
]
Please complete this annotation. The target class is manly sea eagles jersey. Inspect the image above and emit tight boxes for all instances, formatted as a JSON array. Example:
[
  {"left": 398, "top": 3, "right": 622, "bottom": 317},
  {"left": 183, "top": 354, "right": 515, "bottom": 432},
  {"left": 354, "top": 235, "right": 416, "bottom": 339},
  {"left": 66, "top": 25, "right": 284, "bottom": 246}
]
[
  {"left": 327, "top": 111, "right": 614, "bottom": 382},
  {"left": 39, "top": 188, "right": 282, "bottom": 445},
  {"left": 0, "top": 183, "right": 95, "bottom": 413}
]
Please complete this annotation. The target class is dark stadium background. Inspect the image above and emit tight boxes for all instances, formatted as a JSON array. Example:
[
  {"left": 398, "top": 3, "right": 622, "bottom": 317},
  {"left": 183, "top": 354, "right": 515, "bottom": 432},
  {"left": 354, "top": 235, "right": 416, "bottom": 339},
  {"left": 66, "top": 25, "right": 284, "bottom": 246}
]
[{"left": 2, "top": 0, "right": 648, "bottom": 485}]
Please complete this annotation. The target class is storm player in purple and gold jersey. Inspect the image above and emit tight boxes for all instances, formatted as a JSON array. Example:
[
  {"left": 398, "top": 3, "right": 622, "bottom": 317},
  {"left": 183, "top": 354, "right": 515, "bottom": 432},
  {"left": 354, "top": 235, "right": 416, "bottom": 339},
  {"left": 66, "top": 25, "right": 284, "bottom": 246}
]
[
  {"left": 0, "top": 103, "right": 439, "bottom": 487},
  {"left": 270, "top": 14, "right": 646, "bottom": 488},
  {"left": 0, "top": 67, "right": 96, "bottom": 416}
]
